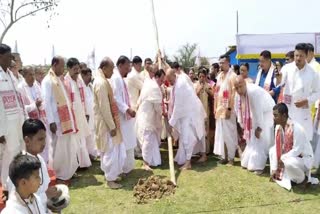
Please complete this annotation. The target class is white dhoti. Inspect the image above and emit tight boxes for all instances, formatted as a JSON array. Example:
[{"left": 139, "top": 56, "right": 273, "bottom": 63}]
[
  {"left": 313, "top": 134, "right": 320, "bottom": 168},
  {"left": 214, "top": 114, "right": 238, "bottom": 160},
  {"left": 141, "top": 130, "right": 161, "bottom": 167},
  {"left": 283, "top": 156, "right": 308, "bottom": 184},
  {"left": 174, "top": 117, "right": 205, "bottom": 165},
  {"left": 77, "top": 135, "right": 92, "bottom": 168},
  {"left": 86, "top": 134, "right": 99, "bottom": 158},
  {"left": 120, "top": 117, "right": 137, "bottom": 174},
  {"left": 100, "top": 133, "right": 126, "bottom": 181},
  {"left": 241, "top": 126, "right": 273, "bottom": 171},
  {"left": 0, "top": 119, "right": 23, "bottom": 189},
  {"left": 123, "top": 148, "right": 135, "bottom": 174},
  {"left": 241, "top": 137, "right": 268, "bottom": 170},
  {"left": 51, "top": 133, "right": 79, "bottom": 180}
]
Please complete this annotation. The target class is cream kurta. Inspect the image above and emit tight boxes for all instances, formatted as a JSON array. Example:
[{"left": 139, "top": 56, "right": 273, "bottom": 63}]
[
  {"left": 135, "top": 78, "right": 163, "bottom": 166},
  {"left": 93, "top": 69, "right": 125, "bottom": 181},
  {"left": 281, "top": 62, "right": 320, "bottom": 141},
  {"left": 235, "top": 83, "right": 275, "bottom": 170},
  {"left": 0, "top": 67, "right": 25, "bottom": 190}
]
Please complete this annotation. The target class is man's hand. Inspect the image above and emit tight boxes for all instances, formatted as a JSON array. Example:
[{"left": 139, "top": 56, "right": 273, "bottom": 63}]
[
  {"left": 255, "top": 127, "right": 262, "bottom": 139},
  {"left": 269, "top": 90, "right": 275, "bottom": 97},
  {"left": 110, "top": 129, "right": 117, "bottom": 137},
  {"left": 225, "top": 109, "right": 231, "bottom": 119},
  {"left": 127, "top": 108, "right": 136, "bottom": 118},
  {"left": 0, "top": 135, "right": 6, "bottom": 144},
  {"left": 46, "top": 186, "right": 62, "bottom": 199},
  {"left": 86, "top": 115, "right": 90, "bottom": 122},
  {"left": 278, "top": 159, "right": 284, "bottom": 169},
  {"left": 168, "top": 125, "right": 173, "bottom": 135},
  {"left": 162, "top": 112, "right": 168, "bottom": 118},
  {"left": 35, "top": 99, "right": 42, "bottom": 108},
  {"left": 270, "top": 170, "right": 277, "bottom": 182},
  {"left": 50, "top": 123, "right": 57, "bottom": 134},
  {"left": 294, "top": 99, "right": 308, "bottom": 108}
]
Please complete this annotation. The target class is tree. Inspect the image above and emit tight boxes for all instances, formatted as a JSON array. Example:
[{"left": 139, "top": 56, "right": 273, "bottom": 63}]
[
  {"left": 0, "top": 0, "right": 58, "bottom": 43},
  {"left": 199, "top": 56, "right": 210, "bottom": 67},
  {"left": 173, "top": 43, "right": 197, "bottom": 70}
]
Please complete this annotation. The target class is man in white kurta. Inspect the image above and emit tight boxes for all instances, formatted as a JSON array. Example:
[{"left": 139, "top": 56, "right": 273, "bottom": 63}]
[
  {"left": 9, "top": 60, "right": 23, "bottom": 88},
  {"left": 214, "top": 55, "right": 238, "bottom": 165},
  {"left": 166, "top": 69, "right": 207, "bottom": 170},
  {"left": 81, "top": 68, "right": 99, "bottom": 159},
  {"left": 41, "top": 56, "right": 79, "bottom": 181},
  {"left": 270, "top": 103, "right": 317, "bottom": 190},
  {"left": 280, "top": 43, "right": 320, "bottom": 142},
  {"left": 136, "top": 70, "right": 165, "bottom": 171},
  {"left": 94, "top": 57, "right": 126, "bottom": 189},
  {"left": 64, "top": 58, "right": 91, "bottom": 168},
  {"left": 234, "top": 76, "right": 275, "bottom": 174},
  {"left": 17, "top": 66, "right": 51, "bottom": 163},
  {"left": 126, "top": 56, "right": 144, "bottom": 158},
  {"left": 0, "top": 44, "right": 25, "bottom": 191},
  {"left": 111, "top": 56, "right": 137, "bottom": 174}
]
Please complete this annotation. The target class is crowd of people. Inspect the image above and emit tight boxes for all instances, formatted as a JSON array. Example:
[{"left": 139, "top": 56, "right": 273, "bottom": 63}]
[{"left": 0, "top": 41, "right": 320, "bottom": 213}]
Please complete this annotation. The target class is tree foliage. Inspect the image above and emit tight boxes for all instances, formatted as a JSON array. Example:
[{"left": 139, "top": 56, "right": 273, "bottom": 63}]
[
  {"left": 0, "top": 0, "right": 59, "bottom": 43},
  {"left": 173, "top": 43, "right": 197, "bottom": 70}
]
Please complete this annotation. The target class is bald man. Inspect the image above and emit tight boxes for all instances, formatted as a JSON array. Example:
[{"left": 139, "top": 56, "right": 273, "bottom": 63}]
[
  {"left": 167, "top": 68, "right": 207, "bottom": 170},
  {"left": 93, "top": 57, "right": 126, "bottom": 189},
  {"left": 234, "top": 76, "right": 275, "bottom": 174},
  {"left": 42, "top": 56, "right": 79, "bottom": 182}
]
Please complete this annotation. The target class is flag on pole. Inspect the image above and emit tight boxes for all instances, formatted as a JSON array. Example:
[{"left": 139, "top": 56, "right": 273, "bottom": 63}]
[{"left": 14, "top": 40, "right": 18, "bottom": 53}]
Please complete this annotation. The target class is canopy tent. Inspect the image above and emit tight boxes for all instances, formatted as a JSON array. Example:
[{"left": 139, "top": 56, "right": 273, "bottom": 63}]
[{"left": 234, "top": 33, "right": 320, "bottom": 79}]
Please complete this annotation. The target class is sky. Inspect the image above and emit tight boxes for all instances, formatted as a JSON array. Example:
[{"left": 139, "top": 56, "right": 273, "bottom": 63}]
[{"left": 1, "top": 0, "right": 320, "bottom": 67}]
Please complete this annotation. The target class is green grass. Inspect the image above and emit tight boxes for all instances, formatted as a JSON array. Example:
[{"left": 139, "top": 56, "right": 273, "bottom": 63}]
[{"left": 64, "top": 149, "right": 320, "bottom": 214}]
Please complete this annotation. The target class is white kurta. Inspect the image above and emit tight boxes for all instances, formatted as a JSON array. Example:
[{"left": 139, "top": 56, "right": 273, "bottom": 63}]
[
  {"left": 84, "top": 83, "right": 99, "bottom": 158},
  {"left": 0, "top": 67, "right": 25, "bottom": 190},
  {"left": 126, "top": 68, "right": 144, "bottom": 111},
  {"left": 281, "top": 62, "right": 320, "bottom": 141},
  {"left": 135, "top": 78, "right": 163, "bottom": 166},
  {"left": 17, "top": 80, "right": 51, "bottom": 163},
  {"left": 110, "top": 69, "right": 137, "bottom": 173},
  {"left": 269, "top": 122, "right": 315, "bottom": 190},
  {"left": 67, "top": 76, "right": 91, "bottom": 168},
  {"left": 41, "top": 74, "right": 79, "bottom": 180},
  {"left": 169, "top": 75, "right": 206, "bottom": 165},
  {"left": 9, "top": 71, "right": 24, "bottom": 88},
  {"left": 235, "top": 83, "right": 275, "bottom": 171},
  {"left": 1, "top": 191, "right": 46, "bottom": 214},
  {"left": 7, "top": 153, "right": 50, "bottom": 211}
]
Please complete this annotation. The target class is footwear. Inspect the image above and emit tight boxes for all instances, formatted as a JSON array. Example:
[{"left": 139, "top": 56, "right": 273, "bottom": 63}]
[
  {"left": 254, "top": 170, "right": 264, "bottom": 175},
  {"left": 107, "top": 181, "right": 122, "bottom": 189},
  {"left": 227, "top": 160, "right": 234, "bottom": 166},
  {"left": 218, "top": 159, "right": 228, "bottom": 165}
]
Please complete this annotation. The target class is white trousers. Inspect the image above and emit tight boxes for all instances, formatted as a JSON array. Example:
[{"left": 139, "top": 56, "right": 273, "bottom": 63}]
[{"left": 284, "top": 156, "right": 307, "bottom": 184}]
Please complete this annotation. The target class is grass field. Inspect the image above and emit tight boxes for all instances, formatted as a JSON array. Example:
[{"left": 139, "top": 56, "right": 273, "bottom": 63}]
[{"left": 64, "top": 149, "right": 320, "bottom": 214}]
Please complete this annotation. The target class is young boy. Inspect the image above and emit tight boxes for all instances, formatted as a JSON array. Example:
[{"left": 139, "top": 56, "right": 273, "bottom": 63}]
[
  {"left": 7, "top": 119, "right": 62, "bottom": 213},
  {"left": 2, "top": 153, "right": 46, "bottom": 213}
]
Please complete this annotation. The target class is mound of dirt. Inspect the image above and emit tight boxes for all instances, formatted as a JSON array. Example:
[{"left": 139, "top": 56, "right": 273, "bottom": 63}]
[{"left": 133, "top": 175, "right": 176, "bottom": 204}]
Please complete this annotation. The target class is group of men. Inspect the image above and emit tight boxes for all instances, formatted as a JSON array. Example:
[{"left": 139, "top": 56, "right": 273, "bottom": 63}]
[{"left": 0, "top": 41, "right": 320, "bottom": 199}]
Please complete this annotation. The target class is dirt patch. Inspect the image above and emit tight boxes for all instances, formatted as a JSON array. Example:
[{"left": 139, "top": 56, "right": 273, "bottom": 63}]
[{"left": 133, "top": 175, "right": 176, "bottom": 204}]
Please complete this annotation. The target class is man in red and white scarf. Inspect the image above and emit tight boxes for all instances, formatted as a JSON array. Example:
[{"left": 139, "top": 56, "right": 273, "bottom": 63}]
[
  {"left": 41, "top": 56, "right": 79, "bottom": 182},
  {"left": 269, "top": 103, "right": 317, "bottom": 190},
  {"left": 111, "top": 56, "right": 137, "bottom": 175},
  {"left": 17, "top": 66, "right": 51, "bottom": 163},
  {"left": 234, "top": 76, "right": 275, "bottom": 175},
  {"left": 64, "top": 58, "right": 91, "bottom": 169}
]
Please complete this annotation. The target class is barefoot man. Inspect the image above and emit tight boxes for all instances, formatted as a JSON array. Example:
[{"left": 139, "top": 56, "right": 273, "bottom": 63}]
[{"left": 166, "top": 68, "right": 207, "bottom": 170}]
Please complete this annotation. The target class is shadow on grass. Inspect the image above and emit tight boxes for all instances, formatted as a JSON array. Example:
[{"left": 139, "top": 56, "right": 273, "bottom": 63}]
[{"left": 121, "top": 169, "right": 154, "bottom": 191}]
